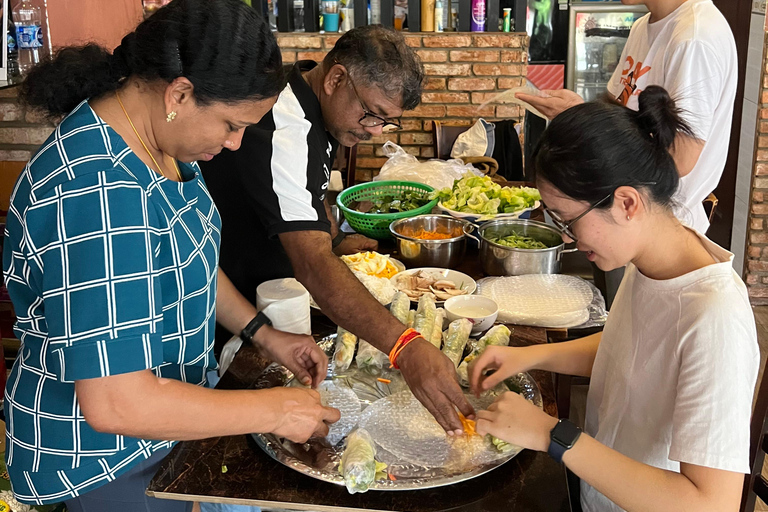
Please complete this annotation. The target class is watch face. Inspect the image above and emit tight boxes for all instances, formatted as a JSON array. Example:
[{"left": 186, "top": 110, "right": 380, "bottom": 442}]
[{"left": 552, "top": 419, "right": 581, "bottom": 448}]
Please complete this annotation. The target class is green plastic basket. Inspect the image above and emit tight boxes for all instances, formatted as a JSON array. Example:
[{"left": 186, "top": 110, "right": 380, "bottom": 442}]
[{"left": 336, "top": 181, "right": 438, "bottom": 240}]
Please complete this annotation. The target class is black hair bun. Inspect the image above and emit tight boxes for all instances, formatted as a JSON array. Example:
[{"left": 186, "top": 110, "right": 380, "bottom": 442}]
[{"left": 636, "top": 85, "right": 694, "bottom": 152}]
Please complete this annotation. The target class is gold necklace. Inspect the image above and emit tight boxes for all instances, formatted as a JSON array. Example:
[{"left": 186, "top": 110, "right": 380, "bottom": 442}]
[{"left": 115, "top": 91, "right": 183, "bottom": 182}]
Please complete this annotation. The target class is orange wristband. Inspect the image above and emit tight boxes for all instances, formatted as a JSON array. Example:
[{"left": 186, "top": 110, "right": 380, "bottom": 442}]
[{"left": 389, "top": 328, "right": 422, "bottom": 369}]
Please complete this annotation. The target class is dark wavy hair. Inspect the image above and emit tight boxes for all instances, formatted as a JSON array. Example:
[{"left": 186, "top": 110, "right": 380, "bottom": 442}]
[
  {"left": 21, "top": 0, "right": 285, "bottom": 117},
  {"left": 324, "top": 25, "right": 424, "bottom": 111},
  {"left": 533, "top": 86, "right": 696, "bottom": 209}
]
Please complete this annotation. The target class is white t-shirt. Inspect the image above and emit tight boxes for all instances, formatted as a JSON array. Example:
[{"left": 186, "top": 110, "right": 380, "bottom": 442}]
[
  {"left": 581, "top": 231, "right": 759, "bottom": 512},
  {"left": 606, "top": 0, "right": 737, "bottom": 233}
]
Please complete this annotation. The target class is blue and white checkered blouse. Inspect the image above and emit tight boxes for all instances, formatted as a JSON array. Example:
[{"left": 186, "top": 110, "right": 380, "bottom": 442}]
[{"left": 3, "top": 100, "right": 221, "bottom": 505}]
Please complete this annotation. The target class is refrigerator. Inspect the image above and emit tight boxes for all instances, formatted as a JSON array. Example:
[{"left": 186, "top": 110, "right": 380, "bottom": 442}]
[{"left": 567, "top": 1, "right": 647, "bottom": 102}]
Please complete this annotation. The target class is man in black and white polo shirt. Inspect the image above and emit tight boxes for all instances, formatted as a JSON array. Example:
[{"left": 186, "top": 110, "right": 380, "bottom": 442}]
[{"left": 201, "top": 26, "right": 475, "bottom": 433}]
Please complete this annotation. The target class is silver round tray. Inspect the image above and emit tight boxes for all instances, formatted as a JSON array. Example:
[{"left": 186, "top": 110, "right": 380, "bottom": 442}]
[{"left": 250, "top": 333, "right": 543, "bottom": 491}]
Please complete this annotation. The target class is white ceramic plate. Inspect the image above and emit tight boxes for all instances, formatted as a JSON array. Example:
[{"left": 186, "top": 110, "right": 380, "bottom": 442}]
[
  {"left": 390, "top": 267, "right": 477, "bottom": 302},
  {"left": 436, "top": 201, "right": 540, "bottom": 224}
]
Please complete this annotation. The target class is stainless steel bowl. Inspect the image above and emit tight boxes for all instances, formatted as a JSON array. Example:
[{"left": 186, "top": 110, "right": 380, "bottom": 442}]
[
  {"left": 389, "top": 215, "right": 476, "bottom": 269},
  {"left": 478, "top": 219, "right": 576, "bottom": 276}
]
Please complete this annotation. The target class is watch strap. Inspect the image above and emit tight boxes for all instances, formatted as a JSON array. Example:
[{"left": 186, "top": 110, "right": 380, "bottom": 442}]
[
  {"left": 241, "top": 311, "right": 272, "bottom": 343},
  {"left": 332, "top": 231, "right": 347, "bottom": 248}
]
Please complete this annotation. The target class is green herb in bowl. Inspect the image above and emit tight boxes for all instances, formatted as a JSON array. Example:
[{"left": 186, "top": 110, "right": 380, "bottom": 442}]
[{"left": 489, "top": 233, "right": 549, "bottom": 249}]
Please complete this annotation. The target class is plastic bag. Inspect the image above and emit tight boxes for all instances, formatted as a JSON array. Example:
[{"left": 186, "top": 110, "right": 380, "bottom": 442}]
[{"left": 374, "top": 141, "right": 481, "bottom": 191}]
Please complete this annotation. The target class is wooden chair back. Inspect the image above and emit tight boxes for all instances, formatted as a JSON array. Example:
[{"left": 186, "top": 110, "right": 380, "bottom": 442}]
[
  {"left": 742, "top": 364, "right": 768, "bottom": 511},
  {"left": 432, "top": 120, "right": 470, "bottom": 160}
]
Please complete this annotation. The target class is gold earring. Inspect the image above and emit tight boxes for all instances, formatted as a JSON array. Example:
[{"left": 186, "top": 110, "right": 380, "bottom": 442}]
[
  {"left": 627, "top": 215, "right": 630, "bottom": 221},
  {"left": 166, "top": 111, "right": 177, "bottom": 123}
]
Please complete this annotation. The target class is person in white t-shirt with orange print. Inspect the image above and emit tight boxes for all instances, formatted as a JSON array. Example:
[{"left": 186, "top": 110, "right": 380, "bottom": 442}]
[
  {"left": 471, "top": 87, "right": 758, "bottom": 512},
  {"left": 519, "top": 0, "right": 737, "bottom": 235}
]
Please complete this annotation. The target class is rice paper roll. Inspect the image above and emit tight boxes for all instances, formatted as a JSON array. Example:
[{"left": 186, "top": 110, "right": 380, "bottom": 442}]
[
  {"left": 477, "top": 324, "right": 511, "bottom": 350},
  {"left": 413, "top": 293, "right": 437, "bottom": 347},
  {"left": 406, "top": 309, "right": 416, "bottom": 328},
  {"left": 457, "top": 325, "right": 511, "bottom": 386},
  {"left": 390, "top": 291, "right": 411, "bottom": 324},
  {"left": 355, "top": 339, "right": 389, "bottom": 369},
  {"left": 333, "top": 327, "right": 358, "bottom": 372},
  {"left": 340, "top": 428, "right": 387, "bottom": 494},
  {"left": 430, "top": 308, "right": 446, "bottom": 349},
  {"left": 442, "top": 318, "right": 472, "bottom": 367}
]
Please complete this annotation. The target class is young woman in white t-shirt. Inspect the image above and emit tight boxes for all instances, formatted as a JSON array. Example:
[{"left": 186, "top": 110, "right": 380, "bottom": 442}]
[{"left": 470, "top": 86, "right": 758, "bottom": 512}]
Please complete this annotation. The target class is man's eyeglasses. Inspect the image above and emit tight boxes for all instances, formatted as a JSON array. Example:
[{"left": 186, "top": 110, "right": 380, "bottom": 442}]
[
  {"left": 348, "top": 76, "right": 402, "bottom": 132},
  {"left": 543, "top": 183, "right": 656, "bottom": 242}
]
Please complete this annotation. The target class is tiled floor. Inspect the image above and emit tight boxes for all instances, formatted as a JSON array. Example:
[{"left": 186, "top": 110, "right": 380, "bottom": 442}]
[{"left": 753, "top": 307, "right": 768, "bottom": 512}]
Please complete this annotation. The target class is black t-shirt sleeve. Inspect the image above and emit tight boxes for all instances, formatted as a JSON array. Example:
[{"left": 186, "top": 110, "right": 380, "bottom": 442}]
[{"left": 234, "top": 98, "right": 331, "bottom": 239}]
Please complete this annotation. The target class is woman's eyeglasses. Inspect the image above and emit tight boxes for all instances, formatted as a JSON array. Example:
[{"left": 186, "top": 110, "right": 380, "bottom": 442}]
[{"left": 543, "top": 183, "right": 656, "bottom": 242}]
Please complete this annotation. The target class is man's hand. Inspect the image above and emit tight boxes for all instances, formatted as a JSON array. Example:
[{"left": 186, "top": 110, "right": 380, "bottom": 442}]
[
  {"left": 253, "top": 326, "right": 328, "bottom": 387},
  {"left": 397, "top": 338, "right": 475, "bottom": 435},
  {"left": 516, "top": 89, "right": 584, "bottom": 120},
  {"left": 333, "top": 233, "right": 379, "bottom": 256}
]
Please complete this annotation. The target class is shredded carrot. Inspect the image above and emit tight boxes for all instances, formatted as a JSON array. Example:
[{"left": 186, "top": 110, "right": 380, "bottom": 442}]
[
  {"left": 388, "top": 473, "right": 397, "bottom": 481},
  {"left": 377, "top": 378, "right": 391, "bottom": 384},
  {"left": 402, "top": 228, "right": 456, "bottom": 240},
  {"left": 458, "top": 412, "right": 479, "bottom": 437}
]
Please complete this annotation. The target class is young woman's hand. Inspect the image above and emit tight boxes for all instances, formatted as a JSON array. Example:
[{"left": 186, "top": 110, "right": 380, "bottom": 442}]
[
  {"left": 469, "top": 345, "right": 542, "bottom": 395},
  {"left": 263, "top": 387, "right": 341, "bottom": 443},
  {"left": 254, "top": 326, "right": 328, "bottom": 387},
  {"left": 476, "top": 392, "right": 558, "bottom": 452}
]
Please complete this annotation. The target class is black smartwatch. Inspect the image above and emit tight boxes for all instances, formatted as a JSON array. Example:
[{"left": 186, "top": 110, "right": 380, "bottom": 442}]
[
  {"left": 332, "top": 231, "right": 347, "bottom": 248},
  {"left": 241, "top": 311, "right": 272, "bottom": 344},
  {"left": 547, "top": 418, "right": 582, "bottom": 463}
]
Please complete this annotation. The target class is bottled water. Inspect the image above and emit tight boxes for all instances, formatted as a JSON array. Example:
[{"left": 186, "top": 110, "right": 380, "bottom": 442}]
[{"left": 13, "top": 0, "right": 45, "bottom": 75}]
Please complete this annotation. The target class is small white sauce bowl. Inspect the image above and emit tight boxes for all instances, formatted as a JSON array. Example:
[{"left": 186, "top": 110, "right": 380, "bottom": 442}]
[{"left": 444, "top": 295, "right": 499, "bottom": 334}]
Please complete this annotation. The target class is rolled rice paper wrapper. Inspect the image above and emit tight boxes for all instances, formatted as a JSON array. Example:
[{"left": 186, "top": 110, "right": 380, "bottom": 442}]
[
  {"left": 413, "top": 294, "right": 438, "bottom": 347},
  {"left": 333, "top": 327, "right": 358, "bottom": 372},
  {"left": 340, "top": 428, "right": 386, "bottom": 494},
  {"left": 442, "top": 318, "right": 472, "bottom": 368},
  {"left": 356, "top": 339, "right": 389, "bottom": 369},
  {"left": 390, "top": 291, "right": 411, "bottom": 324}
]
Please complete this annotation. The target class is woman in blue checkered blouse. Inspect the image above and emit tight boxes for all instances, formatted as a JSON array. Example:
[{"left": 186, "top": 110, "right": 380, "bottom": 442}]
[{"left": 2, "top": 1, "right": 340, "bottom": 510}]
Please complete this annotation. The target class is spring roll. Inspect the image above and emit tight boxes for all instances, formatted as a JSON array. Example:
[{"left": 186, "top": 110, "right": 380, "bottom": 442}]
[
  {"left": 355, "top": 339, "right": 389, "bottom": 369},
  {"left": 430, "top": 308, "right": 445, "bottom": 349},
  {"left": 333, "top": 327, "right": 358, "bottom": 372},
  {"left": 390, "top": 291, "right": 410, "bottom": 324},
  {"left": 457, "top": 325, "right": 511, "bottom": 387},
  {"left": 413, "top": 293, "right": 437, "bottom": 347},
  {"left": 340, "top": 428, "right": 387, "bottom": 494},
  {"left": 442, "top": 318, "right": 472, "bottom": 367},
  {"left": 406, "top": 309, "right": 416, "bottom": 328}
]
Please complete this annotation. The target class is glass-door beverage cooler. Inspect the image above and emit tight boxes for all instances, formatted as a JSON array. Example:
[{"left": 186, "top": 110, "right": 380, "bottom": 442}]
[{"left": 567, "top": 1, "right": 647, "bottom": 101}]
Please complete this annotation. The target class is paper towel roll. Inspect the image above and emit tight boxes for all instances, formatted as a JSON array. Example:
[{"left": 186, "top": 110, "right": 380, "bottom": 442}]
[{"left": 256, "top": 278, "right": 312, "bottom": 335}]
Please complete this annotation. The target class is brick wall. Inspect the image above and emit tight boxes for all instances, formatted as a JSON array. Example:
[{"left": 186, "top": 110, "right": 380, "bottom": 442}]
[
  {"left": 0, "top": 86, "right": 54, "bottom": 163},
  {"left": 745, "top": 33, "right": 768, "bottom": 303},
  {"left": 276, "top": 32, "right": 529, "bottom": 182},
  {"left": 0, "top": 32, "right": 529, "bottom": 182}
]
